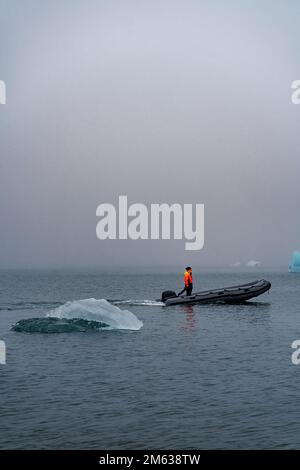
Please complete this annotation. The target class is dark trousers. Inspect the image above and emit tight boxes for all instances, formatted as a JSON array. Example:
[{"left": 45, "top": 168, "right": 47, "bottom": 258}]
[{"left": 178, "top": 284, "right": 193, "bottom": 296}]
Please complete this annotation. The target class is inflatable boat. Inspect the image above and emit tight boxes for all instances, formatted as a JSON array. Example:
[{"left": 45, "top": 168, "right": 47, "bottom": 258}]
[{"left": 161, "top": 279, "right": 271, "bottom": 306}]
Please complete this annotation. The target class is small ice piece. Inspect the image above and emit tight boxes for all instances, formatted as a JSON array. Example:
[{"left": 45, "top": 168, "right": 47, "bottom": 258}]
[
  {"left": 246, "top": 260, "right": 261, "bottom": 267},
  {"left": 230, "top": 261, "right": 241, "bottom": 267},
  {"left": 289, "top": 251, "right": 300, "bottom": 273}
]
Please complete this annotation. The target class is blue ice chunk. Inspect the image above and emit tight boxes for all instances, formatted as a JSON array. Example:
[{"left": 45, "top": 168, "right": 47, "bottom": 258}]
[{"left": 289, "top": 251, "right": 300, "bottom": 273}]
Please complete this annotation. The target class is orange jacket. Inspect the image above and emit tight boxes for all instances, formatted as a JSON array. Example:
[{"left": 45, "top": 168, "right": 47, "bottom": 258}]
[{"left": 184, "top": 270, "right": 193, "bottom": 287}]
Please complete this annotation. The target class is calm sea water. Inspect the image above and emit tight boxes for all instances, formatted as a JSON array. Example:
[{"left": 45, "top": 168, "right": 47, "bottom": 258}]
[{"left": 0, "top": 268, "right": 300, "bottom": 449}]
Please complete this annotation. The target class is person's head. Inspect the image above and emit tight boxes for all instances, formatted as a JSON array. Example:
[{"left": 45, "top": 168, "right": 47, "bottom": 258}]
[{"left": 186, "top": 266, "right": 192, "bottom": 272}]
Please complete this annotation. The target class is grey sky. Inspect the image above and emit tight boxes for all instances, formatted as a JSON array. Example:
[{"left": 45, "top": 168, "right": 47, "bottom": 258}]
[{"left": 0, "top": 0, "right": 299, "bottom": 268}]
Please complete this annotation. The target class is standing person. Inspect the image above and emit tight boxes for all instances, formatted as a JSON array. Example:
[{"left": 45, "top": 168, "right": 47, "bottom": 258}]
[{"left": 178, "top": 267, "right": 193, "bottom": 296}]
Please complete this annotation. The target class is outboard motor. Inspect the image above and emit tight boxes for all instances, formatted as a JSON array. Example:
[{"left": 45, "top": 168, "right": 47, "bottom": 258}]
[{"left": 161, "top": 290, "right": 177, "bottom": 302}]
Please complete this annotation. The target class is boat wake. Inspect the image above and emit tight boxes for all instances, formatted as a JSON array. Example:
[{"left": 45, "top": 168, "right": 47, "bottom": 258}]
[
  {"left": 111, "top": 299, "right": 164, "bottom": 307},
  {"left": 12, "top": 298, "right": 143, "bottom": 333},
  {"left": 0, "top": 301, "right": 62, "bottom": 311}
]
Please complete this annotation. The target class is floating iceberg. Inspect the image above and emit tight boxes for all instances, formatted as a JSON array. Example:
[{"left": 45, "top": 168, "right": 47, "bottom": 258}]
[
  {"left": 47, "top": 298, "right": 143, "bottom": 330},
  {"left": 229, "top": 261, "right": 241, "bottom": 267},
  {"left": 289, "top": 251, "right": 300, "bottom": 273}
]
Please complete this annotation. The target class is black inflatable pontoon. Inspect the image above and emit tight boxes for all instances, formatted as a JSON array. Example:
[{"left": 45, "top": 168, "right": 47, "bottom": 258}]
[{"left": 161, "top": 279, "right": 271, "bottom": 306}]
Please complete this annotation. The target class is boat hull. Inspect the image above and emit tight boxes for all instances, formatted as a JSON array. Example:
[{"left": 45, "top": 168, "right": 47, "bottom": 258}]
[{"left": 164, "top": 279, "right": 271, "bottom": 306}]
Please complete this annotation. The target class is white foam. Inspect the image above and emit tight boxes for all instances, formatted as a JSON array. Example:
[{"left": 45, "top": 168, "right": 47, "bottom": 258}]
[{"left": 47, "top": 298, "right": 143, "bottom": 331}]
